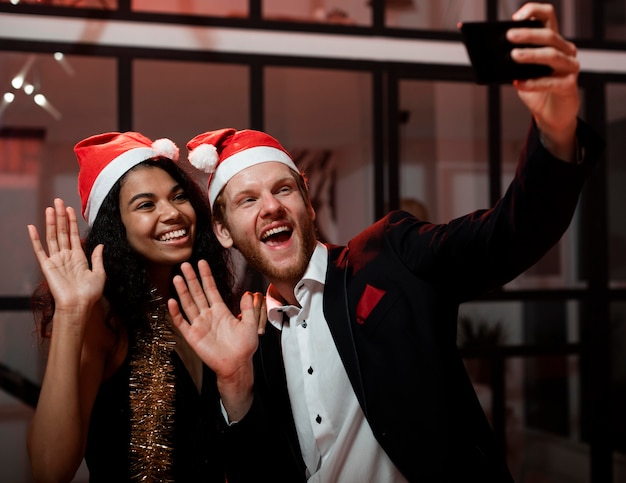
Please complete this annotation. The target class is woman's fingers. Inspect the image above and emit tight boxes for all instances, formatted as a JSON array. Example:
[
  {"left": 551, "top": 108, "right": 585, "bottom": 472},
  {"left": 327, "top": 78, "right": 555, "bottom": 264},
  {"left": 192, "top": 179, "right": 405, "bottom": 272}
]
[
  {"left": 90, "top": 244, "right": 105, "bottom": 276},
  {"left": 239, "top": 291, "right": 268, "bottom": 335},
  {"left": 172, "top": 271, "right": 201, "bottom": 321},
  {"left": 27, "top": 224, "right": 49, "bottom": 267},
  {"left": 66, "top": 205, "right": 83, "bottom": 251},
  {"left": 43, "top": 198, "right": 75, "bottom": 254},
  {"left": 196, "top": 259, "right": 224, "bottom": 307},
  {"left": 167, "top": 298, "right": 189, "bottom": 332},
  {"left": 182, "top": 261, "right": 217, "bottom": 310},
  {"left": 53, "top": 198, "right": 70, "bottom": 251},
  {"left": 171, "top": 260, "right": 227, "bottom": 326},
  {"left": 44, "top": 205, "right": 59, "bottom": 254}
]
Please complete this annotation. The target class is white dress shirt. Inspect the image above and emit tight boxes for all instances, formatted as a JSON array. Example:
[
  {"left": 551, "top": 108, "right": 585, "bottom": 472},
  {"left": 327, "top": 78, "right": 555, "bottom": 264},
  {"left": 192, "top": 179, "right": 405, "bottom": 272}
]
[{"left": 266, "top": 242, "right": 407, "bottom": 482}]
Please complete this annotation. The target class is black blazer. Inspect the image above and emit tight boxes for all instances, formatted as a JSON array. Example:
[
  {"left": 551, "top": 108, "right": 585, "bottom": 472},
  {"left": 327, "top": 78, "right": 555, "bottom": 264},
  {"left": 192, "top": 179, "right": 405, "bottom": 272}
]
[{"left": 220, "top": 121, "right": 603, "bottom": 483}]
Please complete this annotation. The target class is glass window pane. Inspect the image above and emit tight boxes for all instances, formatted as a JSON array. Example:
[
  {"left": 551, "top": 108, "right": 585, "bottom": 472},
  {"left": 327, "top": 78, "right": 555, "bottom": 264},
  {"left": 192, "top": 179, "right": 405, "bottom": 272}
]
[
  {"left": 131, "top": 0, "right": 247, "bottom": 17},
  {"left": 263, "top": 0, "right": 371, "bottom": 26},
  {"left": 0, "top": 52, "right": 116, "bottom": 295},
  {"left": 607, "top": 83, "right": 626, "bottom": 286},
  {"left": 508, "top": 0, "right": 626, "bottom": 41},
  {"left": 460, "top": 300, "right": 587, "bottom": 481},
  {"left": 0, "top": 312, "right": 40, "bottom": 482},
  {"left": 0, "top": 312, "right": 40, "bottom": 404},
  {"left": 459, "top": 301, "right": 525, "bottom": 348},
  {"left": 0, "top": 53, "right": 117, "bottom": 148},
  {"left": 496, "top": 1, "right": 578, "bottom": 37},
  {"left": 500, "top": 84, "right": 585, "bottom": 290},
  {"left": 611, "top": 302, "right": 626, "bottom": 472},
  {"left": 512, "top": 351, "right": 589, "bottom": 482},
  {"left": 0, "top": 132, "right": 40, "bottom": 297},
  {"left": 605, "top": 0, "right": 626, "bottom": 41},
  {"left": 265, "top": 67, "right": 373, "bottom": 245},
  {"left": 399, "top": 80, "right": 487, "bottom": 225},
  {"left": 387, "top": 0, "right": 486, "bottom": 30},
  {"left": 1, "top": 311, "right": 90, "bottom": 481},
  {"left": 133, "top": 59, "right": 249, "bottom": 156},
  {"left": 0, "top": 0, "right": 116, "bottom": 9},
  {"left": 0, "top": 51, "right": 116, "bottom": 481}
]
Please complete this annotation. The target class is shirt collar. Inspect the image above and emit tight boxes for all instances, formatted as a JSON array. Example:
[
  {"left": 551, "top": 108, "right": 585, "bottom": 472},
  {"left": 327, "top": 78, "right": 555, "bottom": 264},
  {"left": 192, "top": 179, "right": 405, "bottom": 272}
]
[{"left": 267, "top": 241, "right": 327, "bottom": 328}]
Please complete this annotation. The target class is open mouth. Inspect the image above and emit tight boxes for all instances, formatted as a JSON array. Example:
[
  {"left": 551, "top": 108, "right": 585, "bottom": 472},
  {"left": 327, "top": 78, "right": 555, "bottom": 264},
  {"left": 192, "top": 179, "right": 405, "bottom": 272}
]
[
  {"left": 261, "top": 225, "right": 292, "bottom": 246},
  {"left": 158, "top": 228, "right": 187, "bottom": 242}
]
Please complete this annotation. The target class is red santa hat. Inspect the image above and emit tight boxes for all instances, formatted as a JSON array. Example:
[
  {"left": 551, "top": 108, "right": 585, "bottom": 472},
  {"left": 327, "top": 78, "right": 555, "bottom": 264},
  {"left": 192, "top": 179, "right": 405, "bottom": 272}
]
[
  {"left": 186, "top": 128, "right": 298, "bottom": 207},
  {"left": 74, "top": 131, "right": 179, "bottom": 226}
]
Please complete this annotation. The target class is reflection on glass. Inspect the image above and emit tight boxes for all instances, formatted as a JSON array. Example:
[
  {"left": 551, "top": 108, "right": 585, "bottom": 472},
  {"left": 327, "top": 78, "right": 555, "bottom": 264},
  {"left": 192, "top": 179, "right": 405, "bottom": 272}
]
[
  {"left": 265, "top": 67, "right": 372, "bottom": 245},
  {"left": 0, "top": 52, "right": 116, "bottom": 294},
  {"left": 516, "top": 354, "right": 588, "bottom": 481},
  {"left": 133, "top": 60, "right": 249, "bottom": 151},
  {"left": 610, "top": 303, "right": 626, "bottom": 458},
  {"left": 398, "top": 80, "right": 487, "bottom": 225},
  {"left": 501, "top": 0, "right": 626, "bottom": 41},
  {"left": 386, "top": 0, "right": 485, "bottom": 30},
  {"left": 460, "top": 300, "right": 586, "bottom": 482},
  {"left": 0, "top": 131, "right": 40, "bottom": 297},
  {"left": 605, "top": 0, "right": 626, "bottom": 41},
  {"left": 607, "top": 84, "right": 626, "bottom": 286},
  {"left": 0, "top": 310, "right": 46, "bottom": 482},
  {"left": 0, "top": 0, "right": 116, "bottom": 8},
  {"left": 131, "top": 0, "right": 247, "bottom": 17},
  {"left": 501, "top": 84, "right": 586, "bottom": 290},
  {"left": 0, "top": 52, "right": 116, "bottom": 143},
  {"left": 263, "top": 0, "right": 370, "bottom": 26}
]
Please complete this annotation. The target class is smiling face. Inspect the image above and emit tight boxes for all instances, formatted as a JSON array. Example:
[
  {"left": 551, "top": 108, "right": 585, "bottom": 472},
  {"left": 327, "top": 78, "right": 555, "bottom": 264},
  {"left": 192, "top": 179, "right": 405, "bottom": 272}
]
[
  {"left": 213, "top": 161, "right": 317, "bottom": 296},
  {"left": 119, "top": 164, "right": 196, "bottom": 274}
]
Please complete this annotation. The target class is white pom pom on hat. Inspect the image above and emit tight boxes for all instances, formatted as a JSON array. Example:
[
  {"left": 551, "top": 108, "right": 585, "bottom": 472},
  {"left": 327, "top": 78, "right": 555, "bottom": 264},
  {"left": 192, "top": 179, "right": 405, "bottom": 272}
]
[
  {"left": 186, "top": 128, "right": 298, "bottom": 208},
  {"left": 152, "top": 137, "right": 180, "bottom": 162},
  {"left": 74, "top": 131, "right": 180, "bottom": 226},
  {"left": 188, "top": 143, "right": 219, "bottom": 174}
]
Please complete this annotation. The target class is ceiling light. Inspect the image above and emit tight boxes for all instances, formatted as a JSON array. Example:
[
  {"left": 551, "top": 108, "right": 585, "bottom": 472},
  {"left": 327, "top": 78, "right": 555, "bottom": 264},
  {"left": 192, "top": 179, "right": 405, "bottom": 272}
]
[
  {"left": 0, "top": 93, "right": 15, "bottom": 118},
  {"left": 10, "top": 55, "right": 36, "bottom": 90},
  {"left": 53, "top": 51, "right": 75, "bottom": 76},
  {"left": 11, "top": 75, "right": 24, "bottom": 90},
  {"left": 33, "top": 93, "right": 62, "bottom": 120},
  {"left": 33, "top": 93, "right": 46, "bottom": 106}
]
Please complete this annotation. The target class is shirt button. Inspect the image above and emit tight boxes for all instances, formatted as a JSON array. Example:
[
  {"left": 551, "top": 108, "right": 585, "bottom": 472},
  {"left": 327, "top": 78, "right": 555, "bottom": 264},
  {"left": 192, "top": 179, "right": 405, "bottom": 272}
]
[
  {"left": 316, "top": 415, "right": 322, "bottom": 424},
  {"left": 302, "top": 321, "right": 308, "bottom": 328},
  {"left": 308, "top": 366, "right": 314, "bottom": 375}
]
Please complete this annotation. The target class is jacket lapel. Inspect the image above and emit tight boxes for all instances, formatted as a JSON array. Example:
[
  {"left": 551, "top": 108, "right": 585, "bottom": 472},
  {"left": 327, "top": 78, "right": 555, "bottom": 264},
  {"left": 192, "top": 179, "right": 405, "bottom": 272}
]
[{"left": 323, "top": 245, "right": 368, "bottom": 415}]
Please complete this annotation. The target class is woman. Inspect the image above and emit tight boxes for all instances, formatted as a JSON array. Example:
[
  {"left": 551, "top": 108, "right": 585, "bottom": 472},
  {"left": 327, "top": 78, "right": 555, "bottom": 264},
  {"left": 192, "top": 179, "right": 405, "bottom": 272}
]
[{"left": 26, "top": 132, "right": 263, "bottom": 482}]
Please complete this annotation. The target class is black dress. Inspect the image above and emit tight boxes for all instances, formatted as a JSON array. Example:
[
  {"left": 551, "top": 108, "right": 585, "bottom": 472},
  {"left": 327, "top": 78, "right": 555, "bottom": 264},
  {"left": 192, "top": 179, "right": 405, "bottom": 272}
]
[{"left": 85, "top": 349, "right": 225, "bottom": 482}]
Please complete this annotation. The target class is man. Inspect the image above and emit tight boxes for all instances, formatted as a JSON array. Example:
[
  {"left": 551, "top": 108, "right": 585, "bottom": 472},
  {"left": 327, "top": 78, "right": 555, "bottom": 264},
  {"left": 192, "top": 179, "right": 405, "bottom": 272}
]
[{"left": 168, "top": 3, "right": 604, "bottom": 481}]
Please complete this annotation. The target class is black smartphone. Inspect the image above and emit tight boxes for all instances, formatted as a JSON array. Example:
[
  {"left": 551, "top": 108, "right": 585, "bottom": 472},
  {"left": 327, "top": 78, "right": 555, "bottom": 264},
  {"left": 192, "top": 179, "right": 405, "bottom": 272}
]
[{"left": 458, "top": 19, "right": 553, "bottom": 84}]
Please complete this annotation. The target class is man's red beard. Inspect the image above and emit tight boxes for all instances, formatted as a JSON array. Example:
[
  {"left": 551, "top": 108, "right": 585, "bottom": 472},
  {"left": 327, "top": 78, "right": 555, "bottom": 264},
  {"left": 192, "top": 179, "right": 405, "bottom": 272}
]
[{"left": 233, "top": 218, "right": 317, "bottom": 286}]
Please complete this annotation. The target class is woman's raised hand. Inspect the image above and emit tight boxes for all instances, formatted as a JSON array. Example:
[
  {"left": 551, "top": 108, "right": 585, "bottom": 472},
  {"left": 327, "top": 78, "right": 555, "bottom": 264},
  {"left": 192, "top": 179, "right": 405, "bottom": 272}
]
[
  {"left": 168, "top": 259, "right": 265, "bottom": 420},
  {"left": 27, "top": 198, "right": 105, "bottom": 318}
]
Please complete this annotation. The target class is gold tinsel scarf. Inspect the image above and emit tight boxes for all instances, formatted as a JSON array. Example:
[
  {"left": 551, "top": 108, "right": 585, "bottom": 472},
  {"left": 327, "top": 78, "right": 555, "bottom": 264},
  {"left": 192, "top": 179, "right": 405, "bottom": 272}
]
[{"left": 129, "top": 288, "right": 177, "bottom": 482}]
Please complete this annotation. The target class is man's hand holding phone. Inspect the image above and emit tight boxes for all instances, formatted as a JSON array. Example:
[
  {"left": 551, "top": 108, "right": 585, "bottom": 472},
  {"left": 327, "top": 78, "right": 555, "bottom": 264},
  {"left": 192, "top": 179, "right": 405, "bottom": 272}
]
[
  {"left": 461, "top": 3, "right": 581, "bottom": 163},
  {"left": 459, "top": 19, "right": 553, "bottom": 84}
]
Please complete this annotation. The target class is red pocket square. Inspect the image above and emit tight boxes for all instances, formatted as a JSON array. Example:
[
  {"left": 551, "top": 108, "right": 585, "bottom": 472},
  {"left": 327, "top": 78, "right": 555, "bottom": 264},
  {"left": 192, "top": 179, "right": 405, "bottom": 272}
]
[{"left": 356, "top": 284, "right": 386, "bottom": 325}]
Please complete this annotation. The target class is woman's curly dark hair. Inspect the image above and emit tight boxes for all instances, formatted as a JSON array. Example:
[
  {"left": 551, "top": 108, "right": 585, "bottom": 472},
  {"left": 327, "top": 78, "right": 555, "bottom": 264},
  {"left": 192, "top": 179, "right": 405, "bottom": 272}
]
[{"left": 32, "top": 157, "right": 233, "bottom": 340}]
